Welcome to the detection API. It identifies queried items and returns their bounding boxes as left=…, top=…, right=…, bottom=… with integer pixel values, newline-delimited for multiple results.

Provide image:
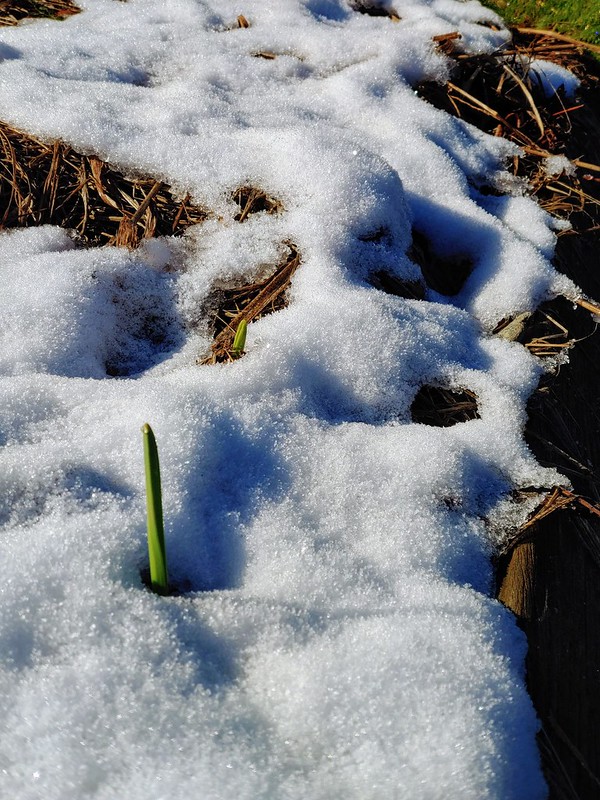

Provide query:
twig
left=515, top=26, right=600, bottom=56
left=502, top=63, right=545, bottom=138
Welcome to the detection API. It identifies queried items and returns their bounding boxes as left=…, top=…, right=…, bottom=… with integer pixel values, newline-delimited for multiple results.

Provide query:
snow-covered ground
left=0, top=1, right=581, bottom=797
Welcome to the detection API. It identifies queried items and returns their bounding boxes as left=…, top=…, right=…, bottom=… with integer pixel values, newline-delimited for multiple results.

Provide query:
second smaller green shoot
left=231, top=318, right=247, bottom=359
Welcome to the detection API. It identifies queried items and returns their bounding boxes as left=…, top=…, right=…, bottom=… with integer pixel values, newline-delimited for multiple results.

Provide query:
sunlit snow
left=0, top=0, right=578, bottom=797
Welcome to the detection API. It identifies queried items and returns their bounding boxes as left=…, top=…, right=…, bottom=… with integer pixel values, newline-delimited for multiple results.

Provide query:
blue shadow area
left=63, top=466, right=133, bottom=504
left=291, top=356, right=381, bottom=424
left=0, top=43, right=21, bottom=61
left=434, top=449, right=511, bottom=594
left=166, top=409, right=291, bottom=592
left=167, top=603, right=239, bottom=692
left=405, top=190, right=505, bottom=305
left=304, top=0, right=351, bottom=22
left=0, top=463, right=131, bottom=529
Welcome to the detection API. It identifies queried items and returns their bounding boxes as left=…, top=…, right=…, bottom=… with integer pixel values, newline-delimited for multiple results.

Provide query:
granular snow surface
left=0, top=1, right=580, bottom=797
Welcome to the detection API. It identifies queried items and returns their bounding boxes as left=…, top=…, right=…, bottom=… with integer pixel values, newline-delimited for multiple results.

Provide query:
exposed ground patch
left=494, top=296, right=594, bottom=358
left=486, top=33, right=600, bottom=800
left=232, top=186, right=283, bottom=222
left=411, top=385, right=480, bottom=426
left=200, top=243, right=301, bottom=365
left=0, top=114, right=291, bottom=369
left=0, top=0, right=79, bottom=25
left=416, top=31, right=600, bottom=792
left=418, top=29, right=600, bottom=227
left=349, top=1, right=400, bottom=22
left=408, top=228, right=474, bottom=296
left=0, top=121, right=208, bottom=248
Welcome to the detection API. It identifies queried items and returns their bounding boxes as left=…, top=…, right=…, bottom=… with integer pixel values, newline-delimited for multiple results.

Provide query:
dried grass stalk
left=233, top=186, right=283, bottom=222
left=505, top=487, right=600, bottom=553
left=432, top=31, right=462, bottom=55
left=515, top=26, right=600, bottom=56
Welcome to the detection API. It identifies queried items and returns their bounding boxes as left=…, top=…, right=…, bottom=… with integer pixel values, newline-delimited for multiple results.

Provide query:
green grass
left=481, top=0, right=600, bottom=44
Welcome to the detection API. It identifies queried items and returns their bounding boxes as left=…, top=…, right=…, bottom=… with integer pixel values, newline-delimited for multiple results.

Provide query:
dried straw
left=418, top=29, right=600, bottom=224
left=410, top=385, right=479, bottom=427
left=0, top=0, right=79, bottom=25
left=200, top=244, right=300, bottom=364
left=0, top=120, right=207, bottom=247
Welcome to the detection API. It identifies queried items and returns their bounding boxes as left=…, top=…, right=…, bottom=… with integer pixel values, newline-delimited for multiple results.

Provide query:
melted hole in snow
left=232, top=186, right=283, bottom=222
left=408, top=229, right=474, bottom=296
left=369, top=270, right=425, bottom=300
left=199, top=244, right=301, bottom=364
left=468, top=178, right=503, bottom=197
left=517, top=300, right=574, bottom=358
left=411, top=385, right=480, bottom=427
left=348, top=1, right=400, bottom=21
left=139, top=567, right=192, bottom=597
left=0, top=120, right=208, bottom=248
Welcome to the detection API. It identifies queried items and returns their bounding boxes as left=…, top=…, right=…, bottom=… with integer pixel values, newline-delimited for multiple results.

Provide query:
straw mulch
left=411, top=386, right=479, bottom=426
left=0, top=0, right=79, bottom=25
left=0, top=5, right=213, bottom=248
left=0, top=115, right=291, bottom=360
left=232, top=186, right=282, bottom=222
left=416, top=21, right=600, bottom=797
left=453, top=29, right=600, bottom=800
left=0, top=121, right=208, bottom=247
left=200, top=244, right=300, bottom=365
left=420, top=28, right=600, bottom=227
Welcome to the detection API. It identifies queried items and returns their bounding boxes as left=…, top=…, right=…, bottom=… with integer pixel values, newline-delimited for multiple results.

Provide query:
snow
left=0, top=0, right=582, bottom=796
left=528, top=57, right=580, bottom=98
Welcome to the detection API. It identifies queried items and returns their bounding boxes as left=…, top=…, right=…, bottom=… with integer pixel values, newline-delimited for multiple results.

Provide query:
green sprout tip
left=231, top=318, right=247, bottom=359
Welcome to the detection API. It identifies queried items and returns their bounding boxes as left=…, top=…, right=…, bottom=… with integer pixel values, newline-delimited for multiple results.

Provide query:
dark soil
left=496, top=45, right=600, bottom=800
